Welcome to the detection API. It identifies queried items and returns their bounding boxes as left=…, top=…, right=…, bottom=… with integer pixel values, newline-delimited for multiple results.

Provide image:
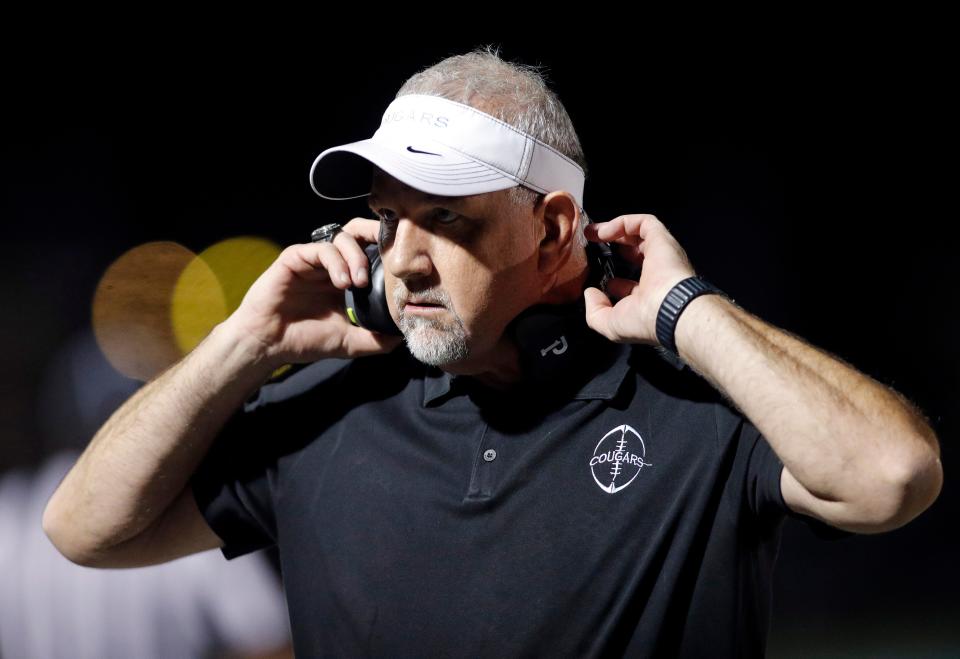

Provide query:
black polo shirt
left=190, top=313, right=849, bottom=658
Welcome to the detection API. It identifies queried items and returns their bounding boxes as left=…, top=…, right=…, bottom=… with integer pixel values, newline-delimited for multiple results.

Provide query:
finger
left=585, top=216, right=632, bottom=242
left=331, top=231, right=370, bottom=287
left=583, top=222, right=601, bottom=241
left=589, top=214, right=662, bottom=242
left=606, top=234, right=643, bottom=247
left=277, top=244, right=331, bottom=281
left=583, top=287, right=617, bottom=341
left=313, top=242, right=355, bottom=288
left=341, top=217, right=381, bottom=244
left=585, top=222, right=642, bottom=246
left=282, top=242, right=353, bottom=288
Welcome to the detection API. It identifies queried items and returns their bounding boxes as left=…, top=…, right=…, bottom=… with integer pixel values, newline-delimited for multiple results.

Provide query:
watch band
left=655, top=276, right=727, bottom=357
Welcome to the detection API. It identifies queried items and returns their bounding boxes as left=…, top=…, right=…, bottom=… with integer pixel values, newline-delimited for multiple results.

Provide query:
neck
left=440, top=263, right=591, bottom=391
left=467, top=337, right=525, bottom=390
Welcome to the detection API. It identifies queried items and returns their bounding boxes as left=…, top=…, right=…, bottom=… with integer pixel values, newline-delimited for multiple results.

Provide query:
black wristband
left=655, top=276, right=727, bottom=357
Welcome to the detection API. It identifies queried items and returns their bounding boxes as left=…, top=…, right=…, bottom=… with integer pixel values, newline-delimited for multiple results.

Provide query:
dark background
left=4, top=31, right=956, bottom=656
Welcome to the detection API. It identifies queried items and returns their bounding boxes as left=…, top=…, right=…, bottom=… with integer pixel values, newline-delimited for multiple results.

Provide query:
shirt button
left=483, top=449, right=497, bottom=462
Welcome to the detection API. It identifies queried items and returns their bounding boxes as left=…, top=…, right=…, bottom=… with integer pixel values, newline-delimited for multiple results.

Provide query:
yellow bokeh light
left=170, top=255, right=229, bottom=355
left=172, top=236, right=281, bottom=354
left=93, top=236, right=283, bottom=381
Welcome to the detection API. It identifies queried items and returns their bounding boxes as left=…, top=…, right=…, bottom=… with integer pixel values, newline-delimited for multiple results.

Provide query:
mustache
left=394, top=285, right=451, bottom=308
left=394, top=283, right=468, bottom=329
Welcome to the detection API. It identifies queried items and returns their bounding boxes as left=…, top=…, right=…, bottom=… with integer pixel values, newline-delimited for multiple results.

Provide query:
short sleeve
left=190, top=393, right=282, bottom=561
left=742, top=418, right=854, bottom=541
left=189, top=357, right=357, bottom=561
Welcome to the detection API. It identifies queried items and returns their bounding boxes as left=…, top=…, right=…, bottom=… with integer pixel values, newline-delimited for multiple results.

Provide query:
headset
left=333, top=217, right=631, bottom=339
left=343, top=242, right=403, bottom=336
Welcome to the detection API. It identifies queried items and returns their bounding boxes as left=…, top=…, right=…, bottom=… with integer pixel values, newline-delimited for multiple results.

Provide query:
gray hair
left=395, top=44, right=590, bottom=248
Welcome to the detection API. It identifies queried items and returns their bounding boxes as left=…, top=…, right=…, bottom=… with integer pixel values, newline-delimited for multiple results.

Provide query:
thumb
left=583, top=287, right=616, bottom=341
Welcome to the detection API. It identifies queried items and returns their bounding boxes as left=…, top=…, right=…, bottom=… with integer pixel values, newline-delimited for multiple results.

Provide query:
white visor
left=309, top=94, right=586, bottom=209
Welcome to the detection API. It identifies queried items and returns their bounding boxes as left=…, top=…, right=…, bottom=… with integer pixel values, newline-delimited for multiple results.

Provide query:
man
left=44, top=47, right=942, bottom=657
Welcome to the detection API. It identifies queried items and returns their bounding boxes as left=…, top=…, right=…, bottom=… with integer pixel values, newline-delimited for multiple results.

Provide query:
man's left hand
left=583, top=214, right=697, bottom=345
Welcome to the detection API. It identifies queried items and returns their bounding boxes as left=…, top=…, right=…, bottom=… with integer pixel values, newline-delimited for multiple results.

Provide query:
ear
left=537, top=191, right=580, bottom=279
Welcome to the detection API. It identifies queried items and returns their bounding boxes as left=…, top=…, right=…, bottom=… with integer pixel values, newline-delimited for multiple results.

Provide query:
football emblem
left=590, top=424, right=652, bottom=493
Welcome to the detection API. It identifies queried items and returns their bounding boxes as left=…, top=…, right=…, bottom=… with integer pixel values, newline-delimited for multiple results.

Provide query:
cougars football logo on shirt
left=590, top=424, right=652, bottom=493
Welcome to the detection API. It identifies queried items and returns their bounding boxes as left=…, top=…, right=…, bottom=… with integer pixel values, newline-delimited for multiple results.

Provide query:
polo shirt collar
left=420, top=321, right=635, bottom=407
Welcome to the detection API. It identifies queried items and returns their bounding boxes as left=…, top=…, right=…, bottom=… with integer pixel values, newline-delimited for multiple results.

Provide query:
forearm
left=43, top=318, right=276, bottom=560
left=673, top=294, right=940, bottom=507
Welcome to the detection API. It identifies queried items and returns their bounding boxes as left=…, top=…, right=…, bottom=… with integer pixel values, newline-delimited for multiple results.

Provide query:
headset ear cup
left=369, top=245, right=402, bottom=335
left=343, top=244, right=403, bottom=336
left=585, top=239, right=617, bottom=293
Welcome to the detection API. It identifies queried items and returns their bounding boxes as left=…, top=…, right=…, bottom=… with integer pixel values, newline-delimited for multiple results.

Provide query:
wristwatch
left=655, top=276, right=728, bottom=357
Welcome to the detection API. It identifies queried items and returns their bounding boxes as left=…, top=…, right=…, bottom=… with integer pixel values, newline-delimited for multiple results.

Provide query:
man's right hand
left=223, top=217, right=404, bottom=368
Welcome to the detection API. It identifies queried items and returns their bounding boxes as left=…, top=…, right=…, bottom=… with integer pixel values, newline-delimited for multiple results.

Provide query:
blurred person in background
left=0, top=328, right=294, bottom=659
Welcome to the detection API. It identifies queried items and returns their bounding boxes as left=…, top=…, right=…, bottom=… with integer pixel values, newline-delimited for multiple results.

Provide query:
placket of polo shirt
left=465, top=421, right=497, bottom=501
left=448, top=341, right=635, bottom=504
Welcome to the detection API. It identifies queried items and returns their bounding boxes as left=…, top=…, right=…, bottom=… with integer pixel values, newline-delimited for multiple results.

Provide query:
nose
left=381, top=217, right=434, bottom=281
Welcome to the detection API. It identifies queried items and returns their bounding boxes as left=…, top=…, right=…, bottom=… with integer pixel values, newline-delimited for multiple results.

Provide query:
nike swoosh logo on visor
left=407, top=146, right=442, bottom=156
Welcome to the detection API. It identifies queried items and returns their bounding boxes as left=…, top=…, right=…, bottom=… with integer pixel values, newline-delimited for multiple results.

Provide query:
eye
left=433, top=208, right=459, bottom=224
left=373, top=208, right=459, bottom=225
left=375, top=209, right=397, bottom=224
